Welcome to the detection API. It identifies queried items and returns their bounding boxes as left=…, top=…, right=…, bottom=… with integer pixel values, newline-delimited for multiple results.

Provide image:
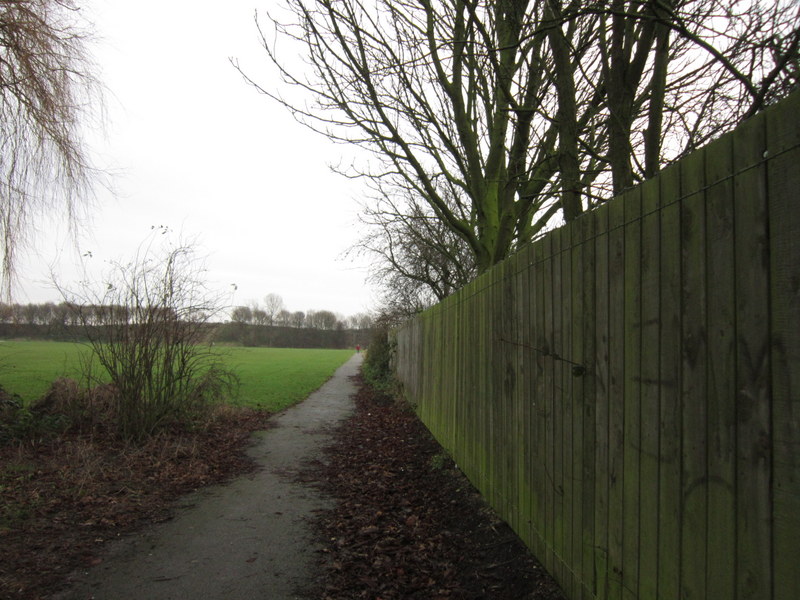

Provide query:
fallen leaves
left=306, top=375, right=566, bottom=600
left=0, top=406, right=273, bottom=599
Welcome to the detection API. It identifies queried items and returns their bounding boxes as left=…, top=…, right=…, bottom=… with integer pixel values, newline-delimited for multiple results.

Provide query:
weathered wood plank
left=658, top=161, right=683, bottom=600
left=506, top=252, right=526, bottom=532
left=489, top=263, right=502, bottom=509
left=766, top=89, right=800, bottom=600
left=638, top=176, right=661, bottom=599
left=517, top=245, right=536, bottom=553
left=581, top=208, right=598, bottom=599
left=569, top=218, right=586, bottom=599
left=703, top=129, right=737, bottom=599
left=680, top=145, right=709, bottom=600
left=501, top=258, right=517, bottom=525
left=733, top=111, right=773, bottom=600
left=454, top=285, right=465, bottom=468
left=467, top=278, right=482, bottom=486
left=543, top=231, right=557, bottom=574
left=607, top=194, right=626, bottom=599
left=560, top=223, right=577, bottom=595
left=533, top=237, right=549, bottom=563
left=551, top=226, right=567, bottom=589
left=513, top=249, right=531, bottom=547
left=594, top=202, right=611, bottom=600
left=622, top=187, right=642, bottom=600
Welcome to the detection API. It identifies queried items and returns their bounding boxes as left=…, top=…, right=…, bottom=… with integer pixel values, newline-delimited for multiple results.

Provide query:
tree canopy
left=0, top=0, right=101, bottom=294
left=244, top=0, right=799, bottom=308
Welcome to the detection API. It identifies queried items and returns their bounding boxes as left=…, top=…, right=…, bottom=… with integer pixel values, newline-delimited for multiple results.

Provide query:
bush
left=58, top=233, right=238, bottom=441
left=0, top=384, right=69, bottom=444
left=362, top=326, right=395, bottom=391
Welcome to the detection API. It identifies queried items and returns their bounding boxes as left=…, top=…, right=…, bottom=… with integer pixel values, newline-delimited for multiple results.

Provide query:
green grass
left=0, top=340, right=354, bottom=413
left=222, top=347, right=354, bottom=412
left=0, top=340, right=87, bottom=402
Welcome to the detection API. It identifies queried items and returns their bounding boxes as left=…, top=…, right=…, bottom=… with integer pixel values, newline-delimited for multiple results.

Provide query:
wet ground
left=54, top=354, right=362, bottom=600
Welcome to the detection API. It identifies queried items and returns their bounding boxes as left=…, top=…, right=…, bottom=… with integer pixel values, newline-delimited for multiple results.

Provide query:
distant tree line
left=0, top=299, right=374, bottom=350
left=222, top=294, right=374, bottom=348
left=228, top=293, right=374, bottom=331
left=0, top=302, right=84, bottom=327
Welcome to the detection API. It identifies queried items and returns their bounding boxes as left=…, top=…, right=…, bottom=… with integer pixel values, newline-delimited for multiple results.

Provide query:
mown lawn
left=223, top=347, right=354, bottom=412
left=0, top=340, right=86, bottom=402
left=0, top=340, right=353, bottom=412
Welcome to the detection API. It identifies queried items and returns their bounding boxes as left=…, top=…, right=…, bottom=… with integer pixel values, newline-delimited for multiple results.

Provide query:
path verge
left=305, top=374, right=566, bottom=599
left=55, top=353, right=362, bottom=600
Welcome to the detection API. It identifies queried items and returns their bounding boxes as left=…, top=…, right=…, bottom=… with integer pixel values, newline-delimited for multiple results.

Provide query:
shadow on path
left=56, top=353, right=363, bottom=600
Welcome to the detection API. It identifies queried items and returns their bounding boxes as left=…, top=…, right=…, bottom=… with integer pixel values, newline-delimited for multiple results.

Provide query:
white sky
left=18, top=0, right=377, bottom=318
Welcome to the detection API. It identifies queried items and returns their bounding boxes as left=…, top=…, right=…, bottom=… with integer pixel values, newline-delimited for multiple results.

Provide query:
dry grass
left=0, top=393, right=273, bottom=599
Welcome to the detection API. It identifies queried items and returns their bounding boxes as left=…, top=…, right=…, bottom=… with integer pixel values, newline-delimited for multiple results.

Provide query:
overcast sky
left=18, top=0, right=377, bottom=318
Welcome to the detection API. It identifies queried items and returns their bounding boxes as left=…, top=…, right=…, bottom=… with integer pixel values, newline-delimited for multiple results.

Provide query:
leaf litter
left=303, top=374, right=566, bottom=599
left=1, top=374, right=566, bottom=600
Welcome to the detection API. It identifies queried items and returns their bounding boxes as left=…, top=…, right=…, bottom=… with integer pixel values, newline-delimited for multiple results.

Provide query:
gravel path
left=56, top=353, right=362, bottom=600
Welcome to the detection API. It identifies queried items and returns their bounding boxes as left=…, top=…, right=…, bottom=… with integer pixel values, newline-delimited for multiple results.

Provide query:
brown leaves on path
left=306, top=375, right=566, bottom=599
left=0, top=407, right=273, bottom=600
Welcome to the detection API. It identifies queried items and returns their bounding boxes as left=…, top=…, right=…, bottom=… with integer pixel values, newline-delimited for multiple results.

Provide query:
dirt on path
left=54, top=353, right=362, bottom=600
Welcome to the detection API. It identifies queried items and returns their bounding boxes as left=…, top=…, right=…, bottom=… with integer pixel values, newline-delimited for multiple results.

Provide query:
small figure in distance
left=356, top=344, right=361, bottom=353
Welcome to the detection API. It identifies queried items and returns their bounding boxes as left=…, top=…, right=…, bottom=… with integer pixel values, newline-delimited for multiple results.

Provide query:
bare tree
left=275, top=309, right=292, bottom=326
left=252, top=307, right=269, bottom=326
left=290, top=310, right=305, bottom=328
left=0, top=0, right=102, bottom=293
left=59, top=234, right=236, bottom=440
left=230, top=305, right=253, bottom=324
left=347, top=312, right=374, bottom=330
left=242, top=0, right=799, bottom=279
left=263, top=293, right=285, bottom=325
left=352, top=187, right=477, bottom=307
left=307, top=309, right=339, bottom=330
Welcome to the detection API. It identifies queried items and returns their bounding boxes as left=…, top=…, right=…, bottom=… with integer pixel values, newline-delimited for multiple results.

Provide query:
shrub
left=0, top=384, right=69, bottom=444
left=362, top=326, right=395, bottom=391
left=58, top=232, right=238, bottom=440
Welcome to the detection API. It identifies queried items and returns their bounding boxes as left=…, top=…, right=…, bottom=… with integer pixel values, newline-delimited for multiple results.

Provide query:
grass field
left=0, top=340, right=354, bottom=413
left=222, top=347, right=354, bottom=411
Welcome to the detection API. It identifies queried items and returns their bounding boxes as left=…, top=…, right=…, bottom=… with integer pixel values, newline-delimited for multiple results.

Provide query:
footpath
left=55, top=353, right=362, bottom=600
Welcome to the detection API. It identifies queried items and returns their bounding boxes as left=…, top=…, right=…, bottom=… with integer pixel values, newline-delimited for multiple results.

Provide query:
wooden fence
left=394, top=90, right=799, bottom=600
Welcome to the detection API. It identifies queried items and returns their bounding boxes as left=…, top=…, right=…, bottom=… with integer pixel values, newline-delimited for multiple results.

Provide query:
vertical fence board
left=607, top=196, right=626, bottom=599
left=733, top=112, right=773, bottom=600
left=580, top=209, right=598, bottom=600
left=543, top=232, right=557, bottom=574
left=503, top=258, right=517, bottom=526
left=569, top=218, right=586, bottom=599
left=680, top=146, right=709, bottom=600
left=481, top=272, right=491, bottom=492
left=638, top=176, right=661, bottom=598
left=658, top=162, right=682, bottom=600
left=703, top=130, right=737, bottom=598
left=491, top=264, right=503, bottom=509
left=622, top=187, right=642, bottom=600
left=766, top=90, right=800, bottom=600
left=454, top=287, right=464, bottom=467
left=518, top=246, right=535, bottom=553
left=533, top=238, right=548, bottom=562
left=552, top=226, right=567, bottom=587
left=467, top=279, right=481, bottom=486
left=490, top=262, right=502, bottom=513
left=560, top=221, right=576, bottom=596
left=594, top=202, right=611, bottom=600
left=516, top=247, right=533, bottom=547
left=448, top=301, right=457, bottom=451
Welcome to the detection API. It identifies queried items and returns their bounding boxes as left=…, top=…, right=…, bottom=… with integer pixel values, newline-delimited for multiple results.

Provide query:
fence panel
left=767, top=91, right=800, bottom=600
left=394, top=90, right=800, bottom=600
